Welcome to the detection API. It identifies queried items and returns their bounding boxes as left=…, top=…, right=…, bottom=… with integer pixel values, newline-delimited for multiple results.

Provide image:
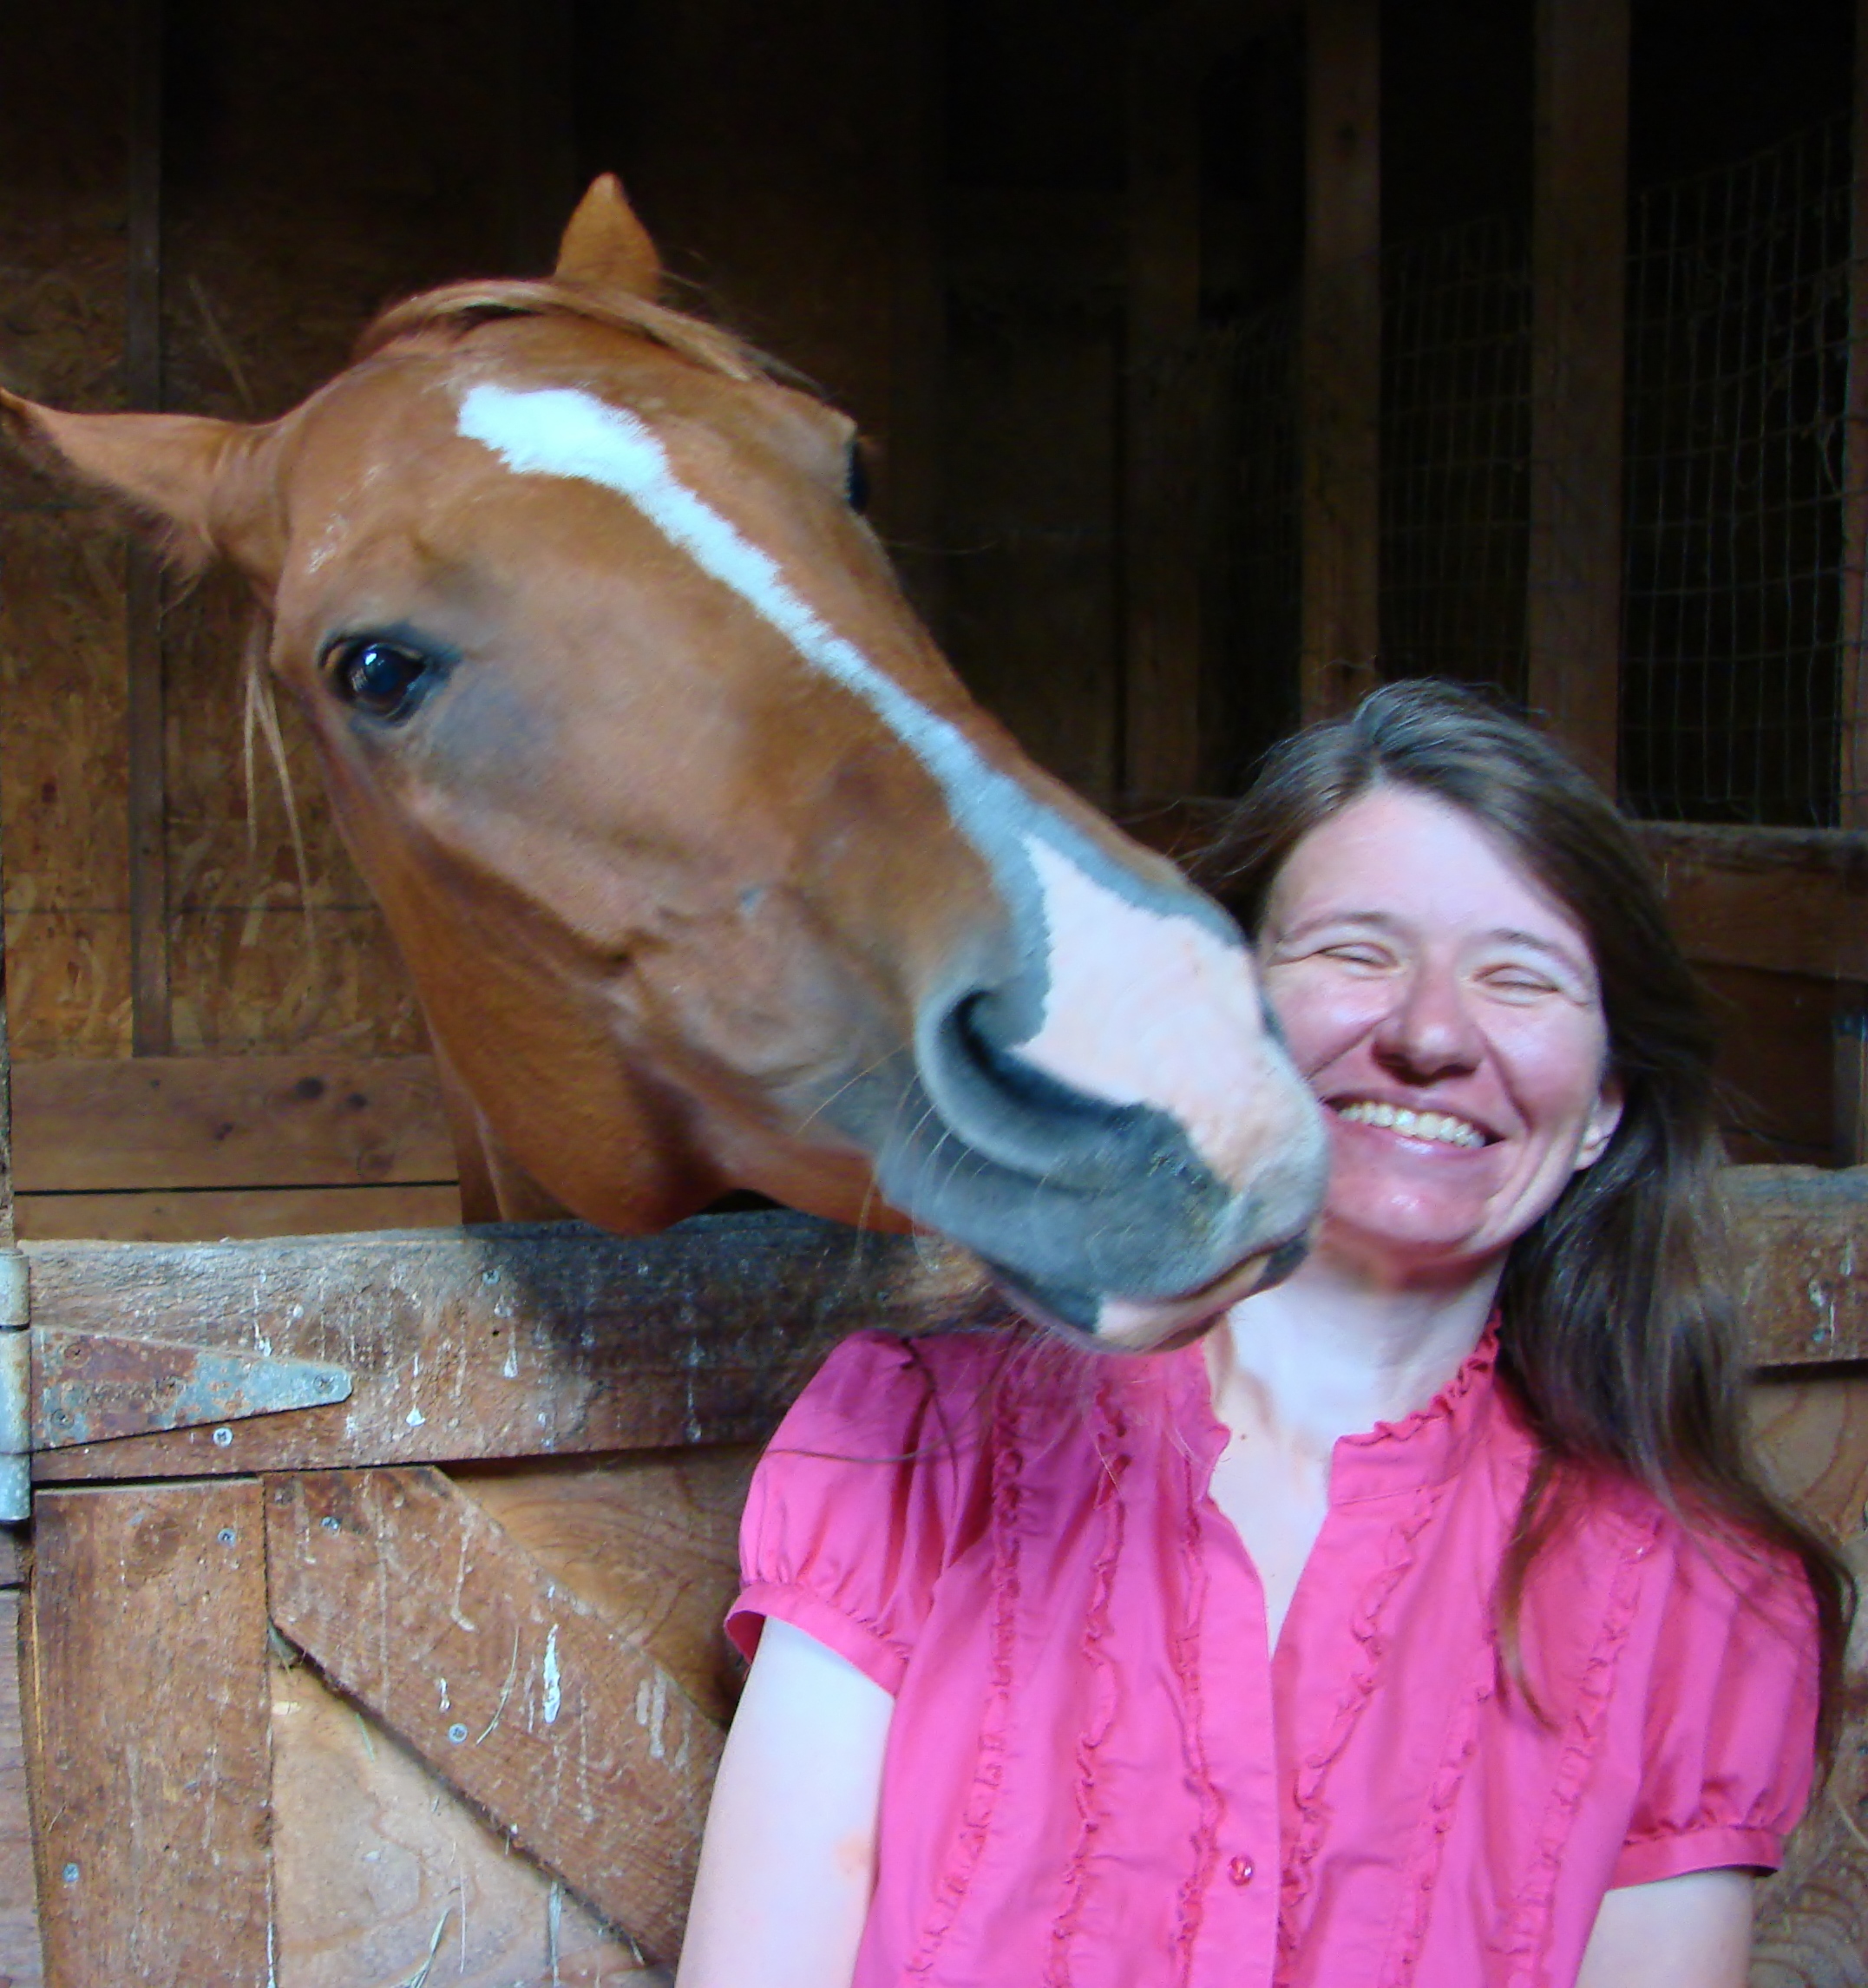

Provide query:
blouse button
left=1228, top=1854, right=1255, bottom=1886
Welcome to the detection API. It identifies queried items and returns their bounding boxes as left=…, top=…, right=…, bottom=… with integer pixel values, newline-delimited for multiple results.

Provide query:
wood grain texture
left=456, top=1448, right=759, bottom=1723
left=0, top=1597, right=43, bottom=1988
left=1727, top=1168, right=1868, bottom=1365
left=272, top=1648, right=652, bottom=1987
left=1749, top=1369, right=1868, bottom=1982
left=25, top=1211, right=985, bottom=1481
left=166, top=907, right=429, bottom=1059
left=1526, top=0, right=1628, bottom=790
left=26, top=1480, right=270, bottom=1988
left=0, top=505, right=133, bottom=1064
left=16, top=1183, right=460, bottom=1243
left=1637, top=823, right=1868, bottom=983
left=14, top=1171, right=1865, bottom=1482
left=13, top=1052, right=453, bottom=1193
left=267, top=1466, right=718, bottom=1964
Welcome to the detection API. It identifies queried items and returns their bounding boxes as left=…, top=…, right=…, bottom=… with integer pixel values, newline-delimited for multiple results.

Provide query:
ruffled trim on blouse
left=1046, top=1380, right=1130, bottom=1988
left=1379, top=1643, right=1499, bottom=1985
left=1493, top=1507, right=1662, bottom=1985
left=1278, top=1480, right=1450, bottom=1972
left=906, top=1366, right=1028, bottom=1978
left=1170, top=1408, right=1226, bottom=1982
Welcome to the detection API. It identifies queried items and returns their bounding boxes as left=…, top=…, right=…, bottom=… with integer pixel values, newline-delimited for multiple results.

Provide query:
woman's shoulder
left=781, top=1327, right=1012, bottom=1436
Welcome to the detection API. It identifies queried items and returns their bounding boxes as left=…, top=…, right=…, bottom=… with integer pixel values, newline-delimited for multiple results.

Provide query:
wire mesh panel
left=1380, top=216, right=1533, bottom=697
left=1622, top=120, right=1853, bottom=827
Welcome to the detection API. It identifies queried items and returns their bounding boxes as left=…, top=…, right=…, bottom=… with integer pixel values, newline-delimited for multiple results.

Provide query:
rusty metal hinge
left=34, top=1333, right=351, bottom=1451
left=0, top=1251, right=354, bottom=1519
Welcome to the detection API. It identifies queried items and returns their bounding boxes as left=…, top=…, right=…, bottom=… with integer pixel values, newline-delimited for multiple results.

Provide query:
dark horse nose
left=922, top=987, right=1210, bottom=1198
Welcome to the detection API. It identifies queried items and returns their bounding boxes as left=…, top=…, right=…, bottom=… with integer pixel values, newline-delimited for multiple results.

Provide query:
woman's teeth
left=1335, top=1100, right=1487, bottom=1149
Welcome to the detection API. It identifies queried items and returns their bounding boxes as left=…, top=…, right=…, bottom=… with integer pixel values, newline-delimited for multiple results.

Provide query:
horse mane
left=355, top=277, right=776, bottom=384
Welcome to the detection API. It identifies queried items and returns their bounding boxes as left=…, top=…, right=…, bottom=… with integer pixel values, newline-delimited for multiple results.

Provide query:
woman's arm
left=1576, top=1870, right=1754, bottom=1988
left=676, top=1618, right=895, bottom=1988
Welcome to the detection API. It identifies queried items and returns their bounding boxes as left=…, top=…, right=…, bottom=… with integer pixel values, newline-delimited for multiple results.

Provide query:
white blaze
left=1018, top=842, right=1282, bottom=1187
left=456, top=379, right=1266, bottom=1180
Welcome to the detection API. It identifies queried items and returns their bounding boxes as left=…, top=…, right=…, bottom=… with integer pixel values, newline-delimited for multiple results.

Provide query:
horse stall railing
left=0, top=1157, right=1857, bottom=1982
left=9, top=1052, right=460, bottom=1243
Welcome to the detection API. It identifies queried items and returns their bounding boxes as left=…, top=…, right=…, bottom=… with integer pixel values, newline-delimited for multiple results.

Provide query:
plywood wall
left=0, top=0, right=951, bottom=1075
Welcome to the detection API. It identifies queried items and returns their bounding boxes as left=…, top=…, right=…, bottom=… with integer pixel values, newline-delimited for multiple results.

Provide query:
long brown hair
left=1201, top=679, right=1852, bottom=1751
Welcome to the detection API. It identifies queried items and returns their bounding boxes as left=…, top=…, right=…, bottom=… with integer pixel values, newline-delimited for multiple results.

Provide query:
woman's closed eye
left=1320, top=942, right=1397, bottom=974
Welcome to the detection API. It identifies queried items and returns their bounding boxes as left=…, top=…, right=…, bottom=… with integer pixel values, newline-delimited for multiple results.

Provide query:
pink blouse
left=728, top=1328, right=1817, bottom=1988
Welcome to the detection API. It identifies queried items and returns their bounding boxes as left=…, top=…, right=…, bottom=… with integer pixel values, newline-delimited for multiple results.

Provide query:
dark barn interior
left=2, top=2, right=1867, bottom=1981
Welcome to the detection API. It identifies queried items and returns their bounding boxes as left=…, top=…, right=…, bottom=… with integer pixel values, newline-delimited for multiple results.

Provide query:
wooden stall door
left=10, top=1215, right=981, bottom=1988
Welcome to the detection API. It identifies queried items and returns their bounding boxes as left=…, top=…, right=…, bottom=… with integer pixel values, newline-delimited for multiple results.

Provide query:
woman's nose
left=1371, top=964, right=1483, bottom=1082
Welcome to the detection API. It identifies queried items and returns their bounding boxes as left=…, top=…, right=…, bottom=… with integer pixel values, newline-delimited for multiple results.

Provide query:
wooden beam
left=16, top=1182, right=460, bottom=1244
left=1300, top=0, right=1381, bottom=723
left=14, top=1171, right=1868, bottom=1486
left=12, top=1052, right=454, bottom=1194
left=1123, top=19, right=1206, bottom=792
left=27, top=1480, right=271, bottom=1985
left=1122, top=802, right=1868, bottom=984
left=1727, top=1165, right=1868, bottom=1364
left=267, top=1466, right=718, bottom=1964
left=25, top=1211, right=982, bottom=1481
left=1632, top=823, right=1868, bottom=981
left=1843, top=0, right=1868, bottom=829
left=1526, top=0, right=1629, bottom=792
left=126, top=0, right=169, bottom=1055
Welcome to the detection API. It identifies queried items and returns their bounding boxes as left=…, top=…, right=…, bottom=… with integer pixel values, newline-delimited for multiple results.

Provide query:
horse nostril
left=947, top=993, right=1118, bottom=1129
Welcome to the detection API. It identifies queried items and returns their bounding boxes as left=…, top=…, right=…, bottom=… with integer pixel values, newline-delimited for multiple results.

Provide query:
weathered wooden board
left=1727, top=1168, right=1868, bottom=1366
left=268, top=1466, right=718, bottom=1964
left=457, top=1448, right=758, bottom=1724
left=26, top=1480, right=270, bottom=1988
left=13, top=1052, right=452, bottom=1193
left=1749, top=1371, right=1868, bottom=1981
left=16, top=1182, right=460, bottom=1244
left=16, top=1174, right=1867, bottom=1482
left=1638, top=824, right=1868, bottom=985
left=0, top=1596, right=42, bottom=1988
left=271, top=1646, right=652, bottom=1987
left=25, top=1211, right=983, bottom=1481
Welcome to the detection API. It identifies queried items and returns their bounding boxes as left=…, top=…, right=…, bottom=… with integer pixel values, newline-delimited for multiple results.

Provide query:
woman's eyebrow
left=1269, top=909, right=1401, bottom=940
left=1485, top=928, right=1593, bottom=976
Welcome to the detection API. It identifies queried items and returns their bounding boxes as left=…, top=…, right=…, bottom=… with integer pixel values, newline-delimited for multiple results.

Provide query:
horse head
left=0, top=177, right=1325, bottom=1348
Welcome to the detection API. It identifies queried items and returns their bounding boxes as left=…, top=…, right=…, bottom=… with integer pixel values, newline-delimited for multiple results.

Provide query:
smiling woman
left=678, top=681, right=1850, bottom=1988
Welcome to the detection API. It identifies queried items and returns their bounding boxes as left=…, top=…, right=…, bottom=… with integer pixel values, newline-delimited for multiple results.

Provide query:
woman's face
left=1258, top=785, right=1622, bottom=1284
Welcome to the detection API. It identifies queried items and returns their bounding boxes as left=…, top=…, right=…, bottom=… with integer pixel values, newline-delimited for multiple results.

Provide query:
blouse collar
left=1164, top=1315, right=1504, bottom=1507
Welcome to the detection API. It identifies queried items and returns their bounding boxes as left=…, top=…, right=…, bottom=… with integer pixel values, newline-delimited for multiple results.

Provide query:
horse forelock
left=354, top=278, right=775, bottom=387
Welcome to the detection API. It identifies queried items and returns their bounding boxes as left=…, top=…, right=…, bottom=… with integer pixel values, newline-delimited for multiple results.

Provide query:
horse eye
left=844, top=441, right=870, bottom=515
left=323, top=638, right=434, bottom=722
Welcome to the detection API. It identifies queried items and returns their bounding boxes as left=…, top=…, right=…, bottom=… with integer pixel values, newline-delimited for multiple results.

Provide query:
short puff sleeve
left=1612, top=1529, right=1821, bottom=1886
left=727, top=1329, right=993, bottom=1695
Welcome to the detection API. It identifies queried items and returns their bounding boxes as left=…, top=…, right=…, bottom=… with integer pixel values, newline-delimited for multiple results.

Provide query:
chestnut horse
left=0, top=179, right=1323, bottom=1346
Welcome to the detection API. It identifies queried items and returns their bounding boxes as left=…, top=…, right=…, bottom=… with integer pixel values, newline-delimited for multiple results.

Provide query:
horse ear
left=554, top=174, right=663, bottom=302
left=0, top=387, right=281, bottom=579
